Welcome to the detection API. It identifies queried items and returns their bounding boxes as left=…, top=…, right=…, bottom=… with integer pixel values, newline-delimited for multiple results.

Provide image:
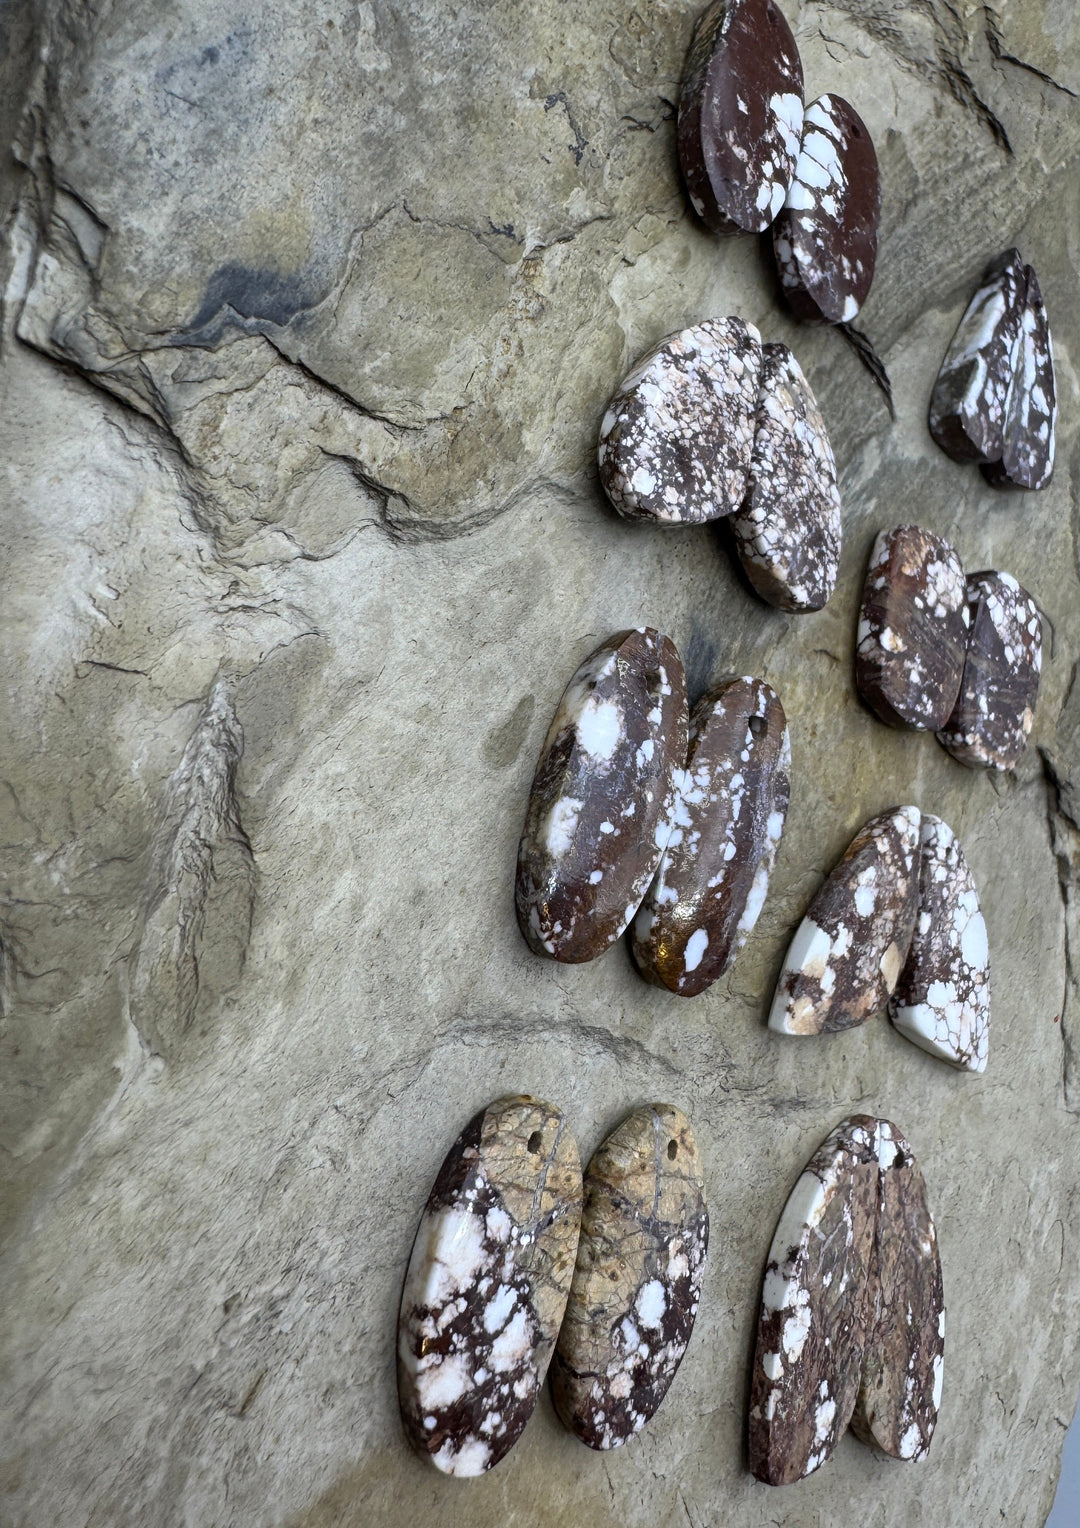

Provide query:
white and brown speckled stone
left=855, top=526, right=969, bottom=731
left=731, top=343, right=841, bottom=612
left=937, top=572, right=1042, bottom=771
left=769, top=806, right=921, bottom=1035
left=598, top=319, right=762, bottom=526
left=890, top=815, right=989, bottom=1072
left=632, top=677, right=789, bottom=996
left=397, top=1096, right=582, bottom=1476
left=772, top=94, right=880, bottom=325
left=929, top=248, right=1026, bottom=464
left=551, top=1105, right=708, bottom=1450
left=516, top=629, right=688, bottom=962
left=851, top=1122, right=945, bottom=1462
left=748, top=1115, right=879, bottom=1485
left=983, top=265, right=1056, bottom=492
left=677, top=0, right=804, bottom=237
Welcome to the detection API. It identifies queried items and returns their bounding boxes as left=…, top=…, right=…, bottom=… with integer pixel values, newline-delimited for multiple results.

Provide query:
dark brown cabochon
left=769, top=806, right=920, bottom=1034
left=855, top=525, right=969, bottom=731
left=929, top=248, right=1026, bottom=463
left=632, top=677, right=789, bottom=995
left=937, top=572, right=1042, bottom=770
left=551, top=1105, right=708, bottom=1449
left=773, top=94, right=880, bottom=325
left=677, top=0, right=804, bottom=236
left=516, top=629, right=688, bottom=962
left=598, top=317, right=763, bottom=525
left=851, top=1122, right=945, bottom=1461
left=983, top=264, right=1057, bottom=491
left=748, top=1116, right=878, bottom=1485
left=731, top=342, right=842, bottom=612
left=397, top=1097, right=582, bottom=1476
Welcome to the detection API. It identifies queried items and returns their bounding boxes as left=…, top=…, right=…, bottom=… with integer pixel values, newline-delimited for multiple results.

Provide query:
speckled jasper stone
left=937, top=572, right=1042, bottom=771
left=983, top=264, right=1056, bottom=491
left=632, top=677, right=789, bottom=996
left=677, top=0, right=804, bottom=236
left=890, top=815, right=989, bottom=1071
left=929, top=248, right=1026, bottom=464
left=397, top=1096, right=582, bottom=1476
left=516, top=629, right=688, bottom=962
left=598, top=318, right=762, bottom=525
left=731, top=342, right=841, bottom=612
left=855, top=525, right=969, bottom=731
left=769, top=806, right=920, bottom=1035
left=773, top=94, right=880, bottom=325
left=551, top=1106, right=708, bottom=1449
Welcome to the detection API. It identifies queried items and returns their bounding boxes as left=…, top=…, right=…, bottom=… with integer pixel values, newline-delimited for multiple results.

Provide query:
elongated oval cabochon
left=937, top=572, right=1042, bottom=771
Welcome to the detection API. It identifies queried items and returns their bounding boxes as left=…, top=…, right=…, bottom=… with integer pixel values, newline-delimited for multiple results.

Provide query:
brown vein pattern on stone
left=851, top=1122, right=945, bottom=1461
left=748, top=1116, right=879, bottom=1485
left=677, top=0, right=804, bottom=236
left=983, top=264, right=1056, bottom=491
left=855, top=526, right=969, bottom=731
left=516, top=629, right=688, bottom=962
left=772, top=94, right=880, bottom=325
left=769, top=806, right=920, bottom=1035
left=890, top=815, right=990, bottom=1072
left=551, top=1105, right=708, bottom=1449
left=397, top=1096, right=582, bottom=1476
left=731, top=342, right=841, bottom=612
left=598, top=318, right=762, bottom=525
left=929, top=248, right=1026, bottom=464
left=937, top=572, right=1042, bottom=771
left=632, top=677, right=789, bottom=995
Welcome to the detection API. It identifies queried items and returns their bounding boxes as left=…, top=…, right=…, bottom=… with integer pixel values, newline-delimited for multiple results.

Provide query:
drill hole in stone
left=645, top=669, right=663, bottom=700
left=667, top=1139, right=678, bottom=1160
left=749, top=713, right=767, bottom=738
left=527, top=1130, right=543, bottom=1154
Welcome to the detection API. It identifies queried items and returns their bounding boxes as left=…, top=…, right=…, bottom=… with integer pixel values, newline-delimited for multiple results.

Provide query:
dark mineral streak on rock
left=397, top=1096, right=582, bottom=1476
left=937, top=572, right=1042, bottom=771
left=677, top=0, right=804, bottom=236
left=598, top=318, right=762, bottom=526
left=855, top=526, right=969, bottom=731
left=516, top=630, right=688, bottom=962
left=851, top=1122, right=945, bottom=1460
left=769, top=806, right=920, bottom=1035
left=773, top=94, right=880, bottom=325
left=929, top=249, right=1026, bottom=464
left=748, top=1116, right=879, bottom=1485
left=731, top=343, right=841, bottom=612
left=551, top=1105, right=708, bottom=1449
left=632, top=677, right=789, bottom=995
left=983, top=264, right=1056, bottom=491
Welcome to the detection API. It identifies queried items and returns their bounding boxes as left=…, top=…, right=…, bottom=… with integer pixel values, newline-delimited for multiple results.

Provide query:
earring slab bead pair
left=397, top=1098, right=707, bottom=1475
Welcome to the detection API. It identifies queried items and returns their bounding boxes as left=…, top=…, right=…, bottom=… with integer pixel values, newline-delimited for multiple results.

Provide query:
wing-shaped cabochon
left=937, top=572, right=1041, bottom=771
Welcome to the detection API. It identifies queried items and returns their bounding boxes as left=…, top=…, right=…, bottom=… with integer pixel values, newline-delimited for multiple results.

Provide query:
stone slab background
left=1, top=1, right=1079, bottom=1524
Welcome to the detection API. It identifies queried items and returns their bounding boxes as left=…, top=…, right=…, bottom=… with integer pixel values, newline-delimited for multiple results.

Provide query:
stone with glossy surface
left=516, top=629, right=688, bottom=962
left=937, top=572, right=1042, bottom=771
left=929, top=248, right=1026, bottom=464
left=983, top=265, right=1056, bottom=491
left=632, top=678, right=789, bottom=995
left=598, top=318, right=762, bottom=526
left=397, top=1096, right=582, bottom=1476
left=773, top=94, right=880, bottom=325
left=855, top=526, right=969, bottom=731
left=731, top=343, right=841, bottom=612
left=551, top=1105, right=708, bottom=1449
left=677, top=0, right=804, bottom=237
left=890, top=815, right=990, bottom=1071
left=769, top=806, right=921, bottom=1035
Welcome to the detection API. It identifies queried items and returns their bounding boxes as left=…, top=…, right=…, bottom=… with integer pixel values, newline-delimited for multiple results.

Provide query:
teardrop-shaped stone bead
left=982, top=264, right=1056, bottom=491
left=936, top=571, right=1042, bottom=771
left=929, top=248, right=1026, bottom=464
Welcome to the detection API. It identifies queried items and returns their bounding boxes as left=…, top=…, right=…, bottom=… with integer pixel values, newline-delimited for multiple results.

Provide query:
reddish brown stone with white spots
left=983, top=264, right=1056, bottom=491
left=929, top=248, right=1026, bottom=464
left=936, top=572, right=1042, bottom=771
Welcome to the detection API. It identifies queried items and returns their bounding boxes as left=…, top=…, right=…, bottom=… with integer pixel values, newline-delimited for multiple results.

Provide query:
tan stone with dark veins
left=551, top=1105, right=708, bottom=1449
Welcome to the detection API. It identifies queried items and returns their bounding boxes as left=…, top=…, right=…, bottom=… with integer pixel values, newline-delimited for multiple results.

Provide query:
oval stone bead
left=983, top=264, right=1056, bottom=491
left=889, top=814, right=989, bottom=1071
left=769, top=805, right=920, bottom=1035
left=397, top=1096, right=582, bottom=1477
left=773, top=94, right=880, bottom=325
left=632, top=677, right=789, bottom=996
left=929, top=248, right=1026, bottom=464
left=731, top=342, right=841, bottom=612
left=677, top=0, right=804, bottom=236
left=936, top=571, right=1042, bottom=771
left=597, top=318, right=762, bottom=526
left=550, top=1105, right=708, bottom=1449
left=748, top=1115, right=879, bottom=1485
left=855, top=525, right=969, bottom=731
left=851, top=1122, right=945, bottom=1461
left=516, top=629, right=688, bottom=962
